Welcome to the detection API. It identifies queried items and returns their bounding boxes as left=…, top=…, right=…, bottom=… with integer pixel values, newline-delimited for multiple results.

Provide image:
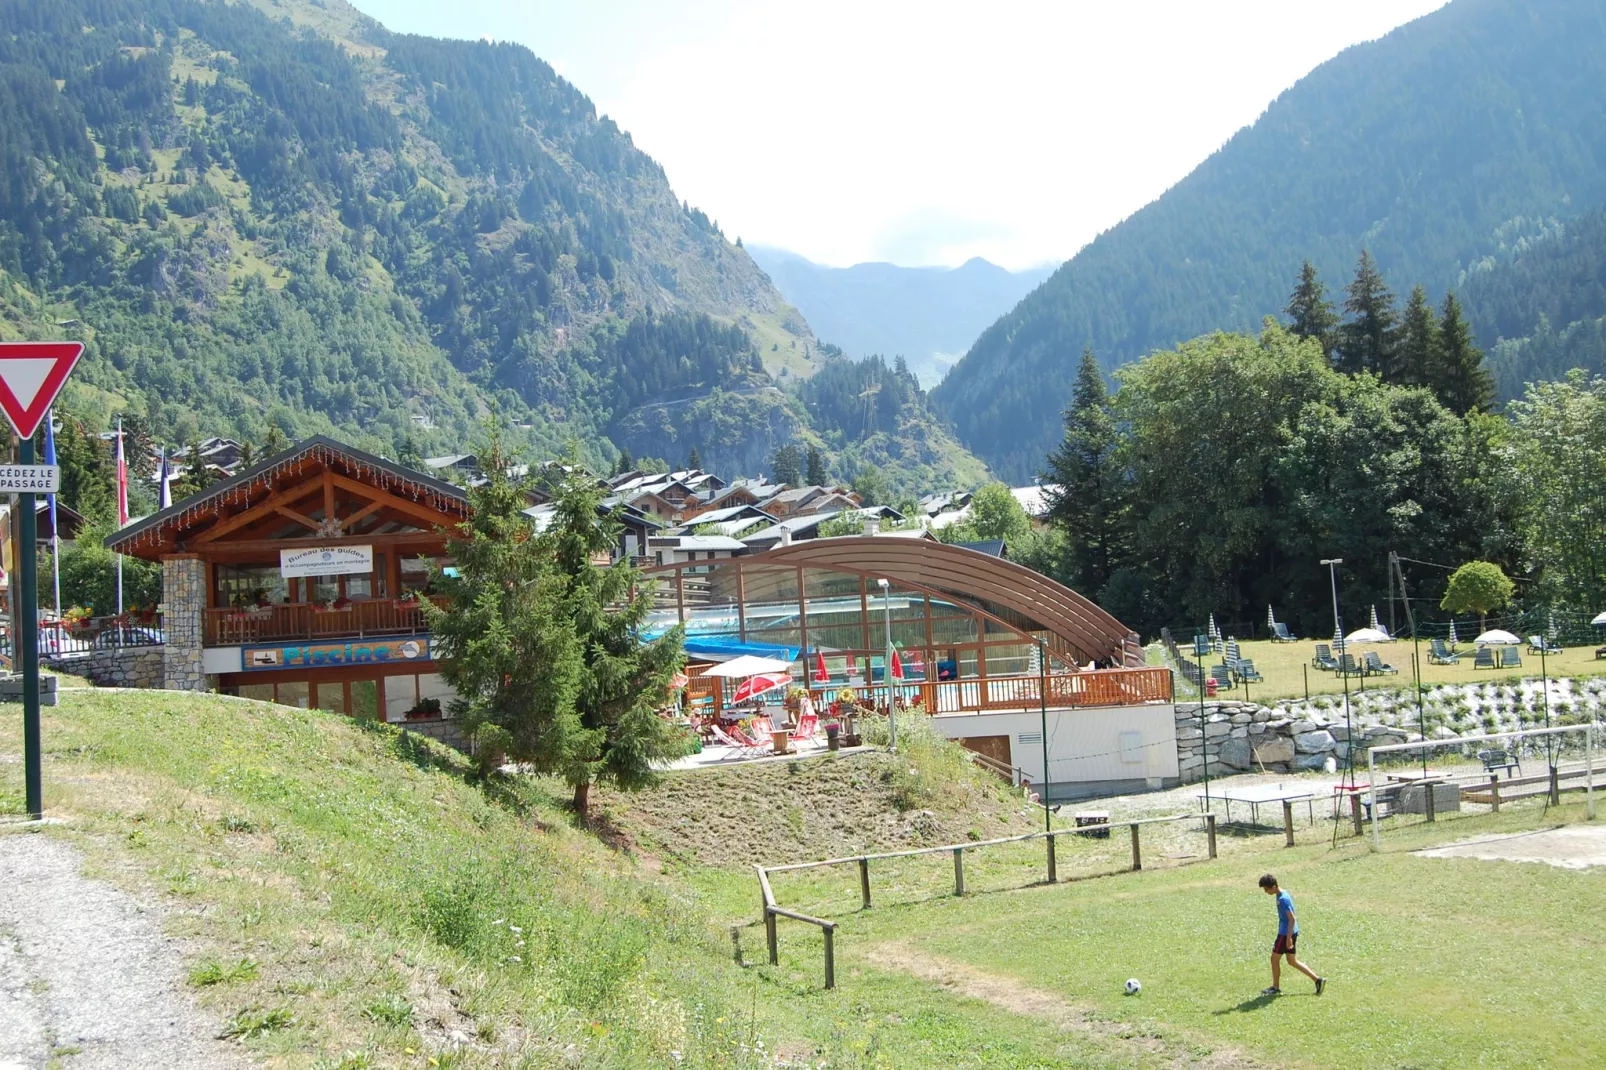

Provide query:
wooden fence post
left=859, top=858, right=871, bottom=909
left=1490, top=775, right=1501, bottom=813
left=953, top=847, right=965, bottom=896
left=823, top=925, right=836, bottom=990
left=1349, top=792, right=1363, bottom=836
left=1047, top=832, right=1058, bottom=883
left=766, top=909, right=778, bottom=966
left=1424, top=780, right=1436, bottom=823
left=1550, top=766, right=1561, bottom=806
left=1206, top=813, right=1217, bottom=859
left=1129, top=823, right=1142, bottom=871
left=1283, top=800, right=1295, bottom=847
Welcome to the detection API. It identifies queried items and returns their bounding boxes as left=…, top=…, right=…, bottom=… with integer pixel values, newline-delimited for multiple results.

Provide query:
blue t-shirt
left=1276, top=890, right=1298, bottom=935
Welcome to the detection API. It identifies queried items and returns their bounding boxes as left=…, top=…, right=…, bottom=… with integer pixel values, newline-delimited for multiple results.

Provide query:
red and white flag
left=115, top=421, right=128, bottom=527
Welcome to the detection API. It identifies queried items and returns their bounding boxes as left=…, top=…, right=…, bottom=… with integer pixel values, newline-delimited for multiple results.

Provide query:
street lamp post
left=1037, top=638, right=1051, bottom=831
left=878, top=578, right=896, bottom=753
left=1321, top=558, right=1356, bottom=788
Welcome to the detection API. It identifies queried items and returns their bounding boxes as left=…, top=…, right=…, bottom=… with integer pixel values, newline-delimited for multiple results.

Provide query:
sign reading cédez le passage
left=280, top=544, right=373, bottom=578
left=244, top=635, right=429, bottom=671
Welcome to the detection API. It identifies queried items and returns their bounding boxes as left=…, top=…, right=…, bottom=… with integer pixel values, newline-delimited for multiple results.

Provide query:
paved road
left=0, top=833, right=254, bottom=1069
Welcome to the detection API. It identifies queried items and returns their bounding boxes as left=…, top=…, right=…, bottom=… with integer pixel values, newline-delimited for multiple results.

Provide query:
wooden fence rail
left=755, top=812, right=1217, bottom=989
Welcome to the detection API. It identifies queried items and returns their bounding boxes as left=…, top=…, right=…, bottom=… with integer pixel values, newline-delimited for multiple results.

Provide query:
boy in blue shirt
left=1259, top=873, right=1325, bottom=996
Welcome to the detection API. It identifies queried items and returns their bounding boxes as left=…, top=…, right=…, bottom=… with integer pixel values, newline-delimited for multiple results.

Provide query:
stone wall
left=162, top=555, right=208, bottom=692
left=400, top=716, right=465, bottom=752
left=44, top=648, right=163, bottom=689
left=1174, top=700, right=1411, bottom=781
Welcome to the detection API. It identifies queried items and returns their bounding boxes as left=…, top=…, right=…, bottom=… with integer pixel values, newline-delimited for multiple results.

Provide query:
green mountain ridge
left=934, top=0, right=1606, bottom=481
left=1, top=0, right=896, bottom=481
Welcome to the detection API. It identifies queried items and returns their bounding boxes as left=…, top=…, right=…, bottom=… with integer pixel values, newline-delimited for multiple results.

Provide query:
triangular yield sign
left=0, top=342, right=84, bottom=439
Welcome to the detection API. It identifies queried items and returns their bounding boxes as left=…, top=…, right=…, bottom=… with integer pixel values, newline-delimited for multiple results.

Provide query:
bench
left=1074, top=811, right=1111, bottom=839
left=1478, top=749, right=1521, bottom=778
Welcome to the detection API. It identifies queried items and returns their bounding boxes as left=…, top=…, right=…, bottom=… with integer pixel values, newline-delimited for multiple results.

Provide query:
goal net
left=1361, top=723, right=1598, bottom=849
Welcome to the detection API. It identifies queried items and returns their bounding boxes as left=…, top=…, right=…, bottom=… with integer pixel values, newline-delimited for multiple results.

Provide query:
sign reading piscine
left=244, top=635, right=429, bottom=671
left=280, top=544, right=373, bottom=578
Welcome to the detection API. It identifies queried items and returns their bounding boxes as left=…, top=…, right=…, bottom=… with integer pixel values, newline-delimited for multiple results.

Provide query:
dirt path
left=0, top=833, right=255, bottom=1070
left=1415, top=823, right=1606, bottom=868
left=866, top=942, right=1264, bottom=1069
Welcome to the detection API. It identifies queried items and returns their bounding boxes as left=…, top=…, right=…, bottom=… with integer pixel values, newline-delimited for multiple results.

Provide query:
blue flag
left=43, top=406, right=58, bottom=531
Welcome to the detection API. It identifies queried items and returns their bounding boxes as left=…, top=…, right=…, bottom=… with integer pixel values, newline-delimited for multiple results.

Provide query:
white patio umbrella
left=1592, top=611, right=1606, bottom=627
left=1345, top=627, right=1391, bottom=644
left=1448, top=620, right=1459, bottom=645
left=1474, top=629, right=1520, bottom=646
left=702, top=654, right=794, bottom=678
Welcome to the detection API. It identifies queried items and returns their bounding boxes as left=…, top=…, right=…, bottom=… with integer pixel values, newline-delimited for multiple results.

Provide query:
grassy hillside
left=934, top=0, right=1606, bottom=479
left=5, top=689, right=1603, bottom=1067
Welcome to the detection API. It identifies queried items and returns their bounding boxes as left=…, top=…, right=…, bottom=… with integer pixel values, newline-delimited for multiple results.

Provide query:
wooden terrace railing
left=816, top=665, right=1173, bottom=715
left=205, top=597, right=445, bottom=646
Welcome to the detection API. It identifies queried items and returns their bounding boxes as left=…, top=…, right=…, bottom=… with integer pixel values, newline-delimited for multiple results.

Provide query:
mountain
left=0, top=0, right=832, bottom=478
left=747, top=246, right=1053, bottom=387
left=933, top=0, right=1606, bottom=481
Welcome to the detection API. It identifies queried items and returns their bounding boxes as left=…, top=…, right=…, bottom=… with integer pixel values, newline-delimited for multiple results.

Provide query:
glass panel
left=418, top=674, right=453, bottom=717
left=350, top=680, right=379, bottom=720
left=315, top=681, right=348, bottom=714
left=807, top=623, right=864, bottom=653
left=930, top=616, right=979, bottom=645
left=215, top=565, right=289, bottom=608
left=984, top=642, right=1034, bottom=677
left=237, top=683, right=274, bottom=703
left=277, top=680, right=310, bottom=708
left=346, top=574, right=374, bottom=601
left=384, top=675, right=417, bottom=721
left=311, top=576, right=340, bottom=604
left=374, top=555, right=387, bottom=598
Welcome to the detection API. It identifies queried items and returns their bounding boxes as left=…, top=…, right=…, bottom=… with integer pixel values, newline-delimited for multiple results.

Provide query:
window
left=215, top=565, right=288, bottom=608
left=278, top=681, right=310, bottom=709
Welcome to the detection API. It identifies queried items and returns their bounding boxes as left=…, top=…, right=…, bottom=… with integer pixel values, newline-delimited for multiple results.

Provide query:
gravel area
left=0, top=833, right=255, bottom=1070
left=1414, top=824, right=1606, bottom=869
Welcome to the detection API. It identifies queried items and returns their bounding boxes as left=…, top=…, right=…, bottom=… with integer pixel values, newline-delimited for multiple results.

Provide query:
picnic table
left=1198, top=783, right=1317, bottom=827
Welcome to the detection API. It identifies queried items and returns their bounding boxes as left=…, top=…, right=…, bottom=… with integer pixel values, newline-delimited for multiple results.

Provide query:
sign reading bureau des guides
left=280, top=544, right=374, bottom=578
left=244, top=635, right=430, bottom=671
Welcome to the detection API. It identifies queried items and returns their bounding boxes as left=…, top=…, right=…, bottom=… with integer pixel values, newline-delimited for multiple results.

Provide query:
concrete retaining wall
left=1174, top=701, right=1410, bottom=782
left=400, top=716, right=465, bottom=752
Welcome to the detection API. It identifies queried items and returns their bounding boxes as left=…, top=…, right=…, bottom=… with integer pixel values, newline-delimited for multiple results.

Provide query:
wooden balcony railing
left=811, top=666, right=1173, bottom=715
left=205, top=598, right=444, bottom=647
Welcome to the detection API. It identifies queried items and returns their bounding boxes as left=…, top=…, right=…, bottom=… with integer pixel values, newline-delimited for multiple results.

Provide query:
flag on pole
left=114, top=421, right=128, bottom=526
left=44, top=407, right=60, bottom=617
left=813, top=648, right=829, bottom=683
left=890, top=648, right=904, bottom=680
left=158, top=446, right=171, bottom=509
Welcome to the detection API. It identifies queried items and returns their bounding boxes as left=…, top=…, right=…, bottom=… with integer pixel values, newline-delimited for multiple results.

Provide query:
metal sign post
left=0, top=341, right=85, bottom=821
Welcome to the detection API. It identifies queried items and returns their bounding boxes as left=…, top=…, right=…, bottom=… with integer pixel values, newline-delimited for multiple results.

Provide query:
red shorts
left=1273, top=933, right=1298, bottom=955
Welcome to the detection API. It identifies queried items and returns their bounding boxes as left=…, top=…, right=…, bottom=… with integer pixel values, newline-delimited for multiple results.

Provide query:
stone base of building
left=1174, top=701, right=1411, bottom=782
left=44, top=648, right=165, bottom=690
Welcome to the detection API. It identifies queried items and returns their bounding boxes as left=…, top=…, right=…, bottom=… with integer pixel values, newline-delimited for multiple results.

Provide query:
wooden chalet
left=108, top=437, right=467, bottom=728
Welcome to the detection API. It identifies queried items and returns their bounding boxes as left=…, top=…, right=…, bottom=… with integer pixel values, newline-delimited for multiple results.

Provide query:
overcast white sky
left=350, top=0, right=1446, bottom=270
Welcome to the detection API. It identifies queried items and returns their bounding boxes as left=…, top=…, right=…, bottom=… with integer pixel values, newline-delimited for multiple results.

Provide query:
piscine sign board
left=280, top=544, right=373, bottom=578
left=243, top=635, right=430, bottom=671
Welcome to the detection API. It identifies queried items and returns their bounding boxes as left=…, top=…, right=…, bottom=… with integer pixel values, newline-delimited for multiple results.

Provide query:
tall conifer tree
left=1396, top=284, right=1442, bottom=388
left=1436, top=292, right=1494, bottom=414
left=1042, top=348, right=1128, bottom=596
left=805, top=445, right=827, bottom=486
left=1340, top=250, right=1399, bottom=376
left=772, top=444, right=802, bottom=486
left=1285, top=260, right=1339, bottom=363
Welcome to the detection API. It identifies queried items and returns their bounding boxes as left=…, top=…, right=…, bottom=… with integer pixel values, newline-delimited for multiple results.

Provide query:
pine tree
left=772, top=444, right=802, bottom=486
left=545, top=465, right=686, bottom=820
left=1436, top=292, right=1494, bottom=414
left=851, top=465, right=888, bottom=506
left=397, top=433, right=424, bottom=471
left=1339, top=250, right=1399, bottom=376
left=1396, top=284, right=1442, bottom=388
left=237, top=441, right=255, bottom=471
left=612, top=448, right=634, bottom=477
left=261, top=426, right=288, bottom=457
left=1042, top=348, right=1128, bottom=596
left=805, top=445, right=827, bottom=486
left=1284, top=260, right=1339, bottom=363
left=686, top=445, right=702, bottom=471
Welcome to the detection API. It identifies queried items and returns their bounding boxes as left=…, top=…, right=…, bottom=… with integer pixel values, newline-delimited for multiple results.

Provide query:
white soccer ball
left=1125, top=978, right=1142, bottom=995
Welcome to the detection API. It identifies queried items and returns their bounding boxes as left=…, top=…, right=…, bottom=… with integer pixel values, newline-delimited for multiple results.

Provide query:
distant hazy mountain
left=747, top=247, right=1054, bottom=387
left=934, top=0, right=1606, bottom=481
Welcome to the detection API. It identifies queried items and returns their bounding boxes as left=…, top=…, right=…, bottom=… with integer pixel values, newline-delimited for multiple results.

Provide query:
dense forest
left=1035, top=257, right=1604, bottom=639
left=0, top=0, right=844, bottom=476
left=935, top=0, right=1606, bottom=480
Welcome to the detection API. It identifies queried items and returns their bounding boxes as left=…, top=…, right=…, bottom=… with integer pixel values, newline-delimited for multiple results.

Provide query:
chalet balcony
left=205, top=597, right=445, bottom=647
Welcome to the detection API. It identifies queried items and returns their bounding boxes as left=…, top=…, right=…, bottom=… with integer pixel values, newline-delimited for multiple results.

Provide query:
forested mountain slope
left=0, top=0, right=822, bottom=473
left=934, top=0, right=1606, bottom=480
left=747, top=246, right=1052, bottom=387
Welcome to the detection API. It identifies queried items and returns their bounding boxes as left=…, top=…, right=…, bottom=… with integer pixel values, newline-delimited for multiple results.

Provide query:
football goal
left=1364, top=723, right=1598, bottom=851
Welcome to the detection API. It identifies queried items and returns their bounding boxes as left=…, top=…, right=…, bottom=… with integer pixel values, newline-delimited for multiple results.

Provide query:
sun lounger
left=1473, top=647, right=1496, bottom=670
left=1428, top=638, right=1459, bottom=665
left=1499, top=646, right=1522, bottom=669
left=1363, top=651, right=1398, bottom=675
left=1312, top=644, right=1338, bottom=671
left=1234, top=659, right=1264, bottom=683
left=1271, top=622, right=1297, bottom=643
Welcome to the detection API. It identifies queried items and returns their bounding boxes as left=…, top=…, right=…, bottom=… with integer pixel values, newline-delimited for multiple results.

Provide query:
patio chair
left=1527, top=635, right=1563, bottom=655
left=1473, top=647, right=1496, bottom=670
left=1209, top=665, right=1235, bottom=691
left=1363, top=651, right=1398, bottom=675
left=709, top=723, right=765, bottom=756
left=1336, top=653, right=1362, bottom=677
left=1271, top=622, right=1297, bottom=643
left=1499, top=646, right=1522, bottom=669
left=792, top=711, right=819, bottom=743
left=1428, top=638, right=1459, bottom=665
left=1312, top=644, right=1338, bottom=671
left=1234, top=658, right=1264, bottom=683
